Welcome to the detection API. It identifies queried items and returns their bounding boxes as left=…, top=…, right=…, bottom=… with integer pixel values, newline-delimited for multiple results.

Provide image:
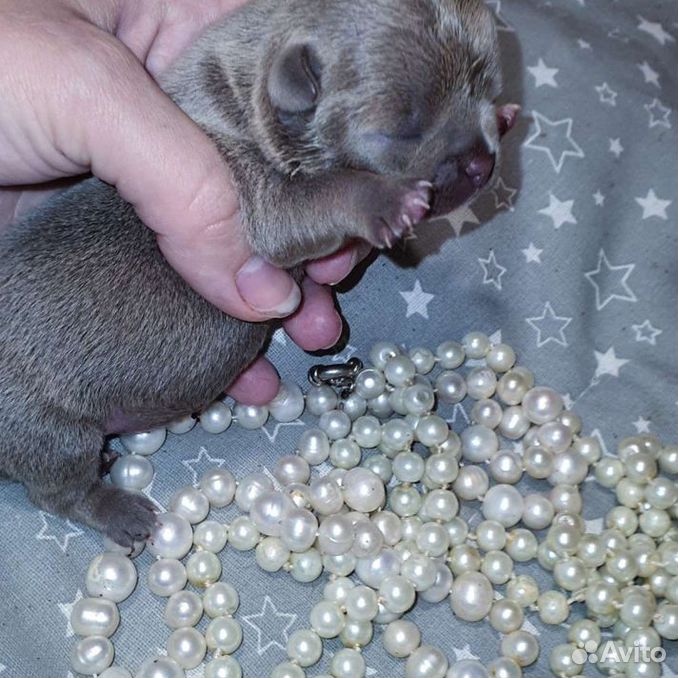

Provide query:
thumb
left=58, top=26, right=300, bottom=320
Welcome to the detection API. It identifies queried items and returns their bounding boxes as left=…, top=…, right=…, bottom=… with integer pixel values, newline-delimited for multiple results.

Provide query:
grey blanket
left=0, top=0, right=676, bottom=675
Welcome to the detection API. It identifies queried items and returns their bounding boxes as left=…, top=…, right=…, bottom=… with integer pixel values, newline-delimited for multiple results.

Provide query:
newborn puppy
left=0, top=0, right=517, bottom=546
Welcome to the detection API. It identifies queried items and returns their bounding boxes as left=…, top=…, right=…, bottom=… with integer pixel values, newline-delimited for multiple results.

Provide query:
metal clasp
left=308, top=357, right=363, bottom=398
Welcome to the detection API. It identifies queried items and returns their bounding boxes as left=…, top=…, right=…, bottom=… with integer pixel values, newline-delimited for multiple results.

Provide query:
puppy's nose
left=463, top=148, right=496, bottom=189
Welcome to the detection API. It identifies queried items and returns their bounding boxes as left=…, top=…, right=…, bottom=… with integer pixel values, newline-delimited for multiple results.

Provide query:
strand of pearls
left=67, top=334, right=678, bottom=678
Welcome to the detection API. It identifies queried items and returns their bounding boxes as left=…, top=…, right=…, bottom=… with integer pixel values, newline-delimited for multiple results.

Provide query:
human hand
left=0, top=0, right=370, bottom=404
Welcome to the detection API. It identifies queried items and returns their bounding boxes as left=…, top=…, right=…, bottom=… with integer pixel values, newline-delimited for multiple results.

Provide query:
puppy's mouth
left=429, top=104, right=519, bottom=218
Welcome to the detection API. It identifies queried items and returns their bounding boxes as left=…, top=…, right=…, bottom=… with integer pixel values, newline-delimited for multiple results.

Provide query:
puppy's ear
left=267, top=43, right=322, bottom=114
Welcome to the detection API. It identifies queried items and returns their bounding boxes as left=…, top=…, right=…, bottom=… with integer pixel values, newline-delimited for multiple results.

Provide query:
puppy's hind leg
left=8, top=410, right=157, bottom=548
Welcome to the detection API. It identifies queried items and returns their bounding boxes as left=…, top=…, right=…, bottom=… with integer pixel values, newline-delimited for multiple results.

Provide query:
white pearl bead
left=203, top=581, right=239, bottom=618
left=506, top=574, right=539, bottom=607
left=352, top=416, right=382, bottom=448
left=204, top=656, right=242, bottom=678
left=462, top=332, right=490, bottom=358
left=250, top=490, right=294, bottom=537
left=480, top=550, right=513, bottom=585
left=228, top=516, right=260, bottom=550
left=424, top=452, right=459, bottom=487
left=355, top=548, right=401, bottom=588
left=415, top=415, right=449, bottom=446
left=476, top=520, right=507, bottom=551
left=100, top=668, right=133, bottom=678
left=548, top=644, right=582, bottom=678
left=167, top=627, right=206, bottom=669
left=403, top=383, right=435, bottom=416
left=308, top=477, right=343, bottom=515
left=362, top=454, right=393, bottom=483
left=449, top=544, right=481, bottom=575
left=344, top=585, right=379, bottom=621
left=436, top=341, right=465, bottom=368
left=436, top=371, right=467, bottom=404
left=199, top=401, right=232, bottom=434
left=119, top=428, right=166, bottom=455
left=498, top=406, right=531, bottom=440
left=401, top=554, right=437, bottom=591
left=452, top=465, right=489, bottom=501
left=343, top=392, right=368, bottom=420
left=136, top=656, right=185, bottom=678
left=654, top=603, right=678, bottom=639
left=169, top=487, right=210, bottom=524
left=298, top=428, right=331, bottom=465
left=205, top=616, right=243, bottom=653
left=280, top=507, right=318, bottom=552
left=384, top=355, right=416, bottom=386
left=461, top=425, right=498, bottom=463
left=537, top=590, right=570, bottom=624
left=148, top=559, right=187, bottom=597
left=320, top=409, right=352, bottom=440
left=486, top=343, right=516, bottom=372
left=538, top=421, right=572, bottom=453
left=290, top=548, right=323, bottom=582
left=489, top=599, right=524, bottom=633
left=381, top=419, right=414, bottom=453
left=323, top=551, right=357, bottom=577
left=380, top=574, right=416, bottom=613
left=340, top=618, right=373, bottom=648
left=450, top=572, right=493, bottom=622
left=310, top=600, right=345, bottom=638
left=523, top=446, right=554, bottom=479
left=393, top=452, right=426, bottom=483
left=256, top=536, right=291, bottom=572
left=368, top=392, right=393, bottom=418
left=70, top=636, right=114, bottom=675
left=489, top=451, right=523, bottom=484
left=270, top=663, right=304, bottom=678
left=466, top=367, right=497, bottom=400
left=500, top=630, right=539, bottom=667
left=109, top=454, right=154, bottom=490
left=330, top=439, right=362, bottom=469
left=383, top=619, right=421, bottom=658
left=419, top=560, right=453, bottom=603
left=165, top=591, right=203, bottom=628
left=199, top=468, right=236, bottom=508
left=342, top=468, right=385, bottom=512
left=410, top=346, right=436, bottom=373
left=522, top=387, right=563, bottom=424
left=372, top=511, right=402, bottom=546
left=405, top=644, right=449, bottom=678
left=355, top=369, right=386, bottom=399
left=193, top=520, right=228, bottom=553
left=318, top=514, right=354, bottom=556
left=233, top=403, right=268, bottom=429
left=351, top=519, right=384, bottom=558
left=548, top=451, right=589, bottom=486
left=521, top=494, right=555, bottom=530
left=287, top=629, right=323, bottom=667
left=71, top=597, right=120, bottom=637
left=496, top=370, right=530, bottom=406
left=331, top=648, right=366, bottom=678
left=471, top=399, right=503, bottom=429
left=167, top=415, right=197, bottom=435
left=186, top=550, right=221, bottom=588
left=234, top=472, right=272, bottom=512
left=482, top=484, right=524, bottom=527
left=85, top=553, right=137, bottom=603
left=269, top=382, right=305, bottom=422
left=448, top=659, right=489, bottom=678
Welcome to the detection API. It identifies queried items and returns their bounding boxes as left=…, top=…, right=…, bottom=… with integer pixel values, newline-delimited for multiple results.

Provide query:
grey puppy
left=0, top=0, right=517, bottom=546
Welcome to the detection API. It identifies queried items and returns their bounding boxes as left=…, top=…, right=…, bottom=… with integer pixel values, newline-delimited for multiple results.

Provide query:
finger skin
left=226, top=356, right=280, bottom=405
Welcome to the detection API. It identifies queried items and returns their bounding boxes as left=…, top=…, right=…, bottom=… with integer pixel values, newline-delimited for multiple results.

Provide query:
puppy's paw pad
left=96, top=489, right=157, bottom=548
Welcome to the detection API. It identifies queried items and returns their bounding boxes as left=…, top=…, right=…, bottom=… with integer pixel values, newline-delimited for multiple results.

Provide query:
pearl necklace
left=66, top=334, right=678, bottom=678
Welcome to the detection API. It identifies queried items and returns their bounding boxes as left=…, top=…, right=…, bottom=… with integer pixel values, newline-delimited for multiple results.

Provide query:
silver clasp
left=308, top=357, right=363, bottom=397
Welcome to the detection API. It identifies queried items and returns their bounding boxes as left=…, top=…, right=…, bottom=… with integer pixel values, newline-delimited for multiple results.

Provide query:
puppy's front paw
left=365, top=179, right=432, bottom=249
left=93, top=487, right=157, bottom=548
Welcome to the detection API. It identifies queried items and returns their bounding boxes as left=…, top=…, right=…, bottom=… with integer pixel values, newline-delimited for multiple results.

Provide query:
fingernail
left=236, top=255, right=301, bottom=317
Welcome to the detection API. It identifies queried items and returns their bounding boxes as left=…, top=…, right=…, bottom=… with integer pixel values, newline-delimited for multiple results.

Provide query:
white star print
left=453, top=644, right=481, bottom=661
left=608, top=27, right=630, bottom=44
left=633, top=416, right=651, bottom=434
left=522, top=243, right=543, bottom=264
left=400, top=280, right=435, bottom=319
left=242, top=596, right=297, bottom=655
left=594, top=346, right=629, bottom=379
left=524, top=111, right=584, bottom=173
left=447, top=403, right=469, bottom=426
left=331, top=344, right=358, bottom=363
left=585, top=518, right=604, bottom=535
left=585, top=250, right=636, bottom=310
left=182, top=447, right=226, bottom=486
left=637, top=16, right=675, bottom=45
left=635, top=189, right=671, bottom=219
left=446, top=204, right=479, bottom=237
left=478, top=251, right=506, bottom=290
left=609, top=138, right=624, bottom=157
left=662, top=663, right=678, bottom=677
left=632, top=319, right=662, bottom=345
left=644, top=99, right=672, bottom=128
left=58, top=589, right=83, bottom=638
left=595, top=82, right=618, bottom=106
left=538, top=193, right=577, bottom=229
left=527, top=58, right=559, bottom=87
left=261, top=419, right=305, bottom=444
left=35, top=510, right=83, bottom=552
left=525, top=302, right=572, bottom=348
left=562, top=393, right=575, bottom=410
left=491, top=178, right=517, bottom=210
left=593, top=190, right=605, bottom=206
left=637, top=61, right=660, bottom=88
left=577, top=38, right=592, bottom=49
left=589, top=429, right=613, bottom=458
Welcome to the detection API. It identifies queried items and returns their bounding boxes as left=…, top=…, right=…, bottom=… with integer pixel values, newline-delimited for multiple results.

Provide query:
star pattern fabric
left=0, top=1, right=676, bottom=677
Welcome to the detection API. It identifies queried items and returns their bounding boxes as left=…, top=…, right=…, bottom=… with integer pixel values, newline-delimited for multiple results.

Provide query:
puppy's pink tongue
left=497, top=103, right=521, bottom=137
